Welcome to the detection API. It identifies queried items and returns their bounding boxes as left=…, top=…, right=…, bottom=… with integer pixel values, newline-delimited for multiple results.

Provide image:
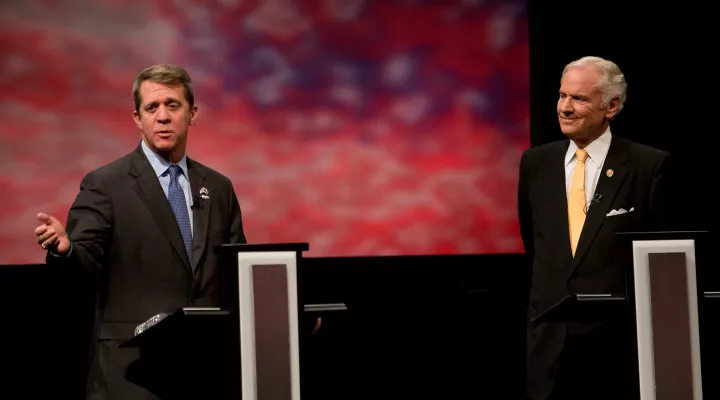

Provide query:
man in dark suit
left=519, top=56, right=676, bottom=400
left=33, top=64, right=246, bottom=399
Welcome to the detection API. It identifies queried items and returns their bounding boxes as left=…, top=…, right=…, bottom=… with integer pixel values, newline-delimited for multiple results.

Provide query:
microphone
left=191, top=195, right=202, bottom=209
left=584, top=193, right=603, bottom=213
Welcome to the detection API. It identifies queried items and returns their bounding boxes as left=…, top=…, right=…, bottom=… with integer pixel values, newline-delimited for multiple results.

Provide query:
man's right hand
left=35, top=213, right=71, bottom=255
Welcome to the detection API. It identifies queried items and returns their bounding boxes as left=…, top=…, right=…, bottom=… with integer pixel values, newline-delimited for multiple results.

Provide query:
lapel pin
left=606, top=169, right=614, bottom=178
left=199, top=187, right=210, bottom=200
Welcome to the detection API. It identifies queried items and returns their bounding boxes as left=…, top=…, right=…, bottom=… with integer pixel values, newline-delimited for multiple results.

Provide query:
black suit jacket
left=518, top=135, right=676, bottom=400
left=48, top=145, right=246, bottom=399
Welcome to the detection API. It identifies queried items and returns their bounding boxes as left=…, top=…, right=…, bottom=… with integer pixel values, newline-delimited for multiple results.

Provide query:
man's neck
left=142, top=139, right=185, bottom=164
left=158, top=150, right=184, bottom=164
left=572, top=124, right=609, bottom=149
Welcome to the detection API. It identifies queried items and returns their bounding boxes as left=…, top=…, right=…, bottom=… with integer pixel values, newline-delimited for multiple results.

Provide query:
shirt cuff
left=49, top=241, right=73, bottom=258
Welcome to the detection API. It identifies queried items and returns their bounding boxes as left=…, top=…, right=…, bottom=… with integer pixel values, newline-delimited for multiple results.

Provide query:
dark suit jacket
left=518, top=135, right=676, bottom=400
left=48, top=145, right=246, bottom=400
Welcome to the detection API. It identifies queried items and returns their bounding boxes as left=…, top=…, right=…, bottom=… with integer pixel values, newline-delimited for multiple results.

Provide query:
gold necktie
left=568, top=148, right=589, bottom=256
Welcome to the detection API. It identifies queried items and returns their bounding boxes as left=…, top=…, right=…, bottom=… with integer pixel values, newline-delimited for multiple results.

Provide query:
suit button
left=569, top=278, right=575, bottom=283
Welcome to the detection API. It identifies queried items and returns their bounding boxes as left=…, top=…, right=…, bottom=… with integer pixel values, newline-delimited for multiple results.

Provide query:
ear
left=605, top=97, right=620, bottom=119
left=189, top=104, right=198, bottom=126
left=133, top=109, right=143, bottom=130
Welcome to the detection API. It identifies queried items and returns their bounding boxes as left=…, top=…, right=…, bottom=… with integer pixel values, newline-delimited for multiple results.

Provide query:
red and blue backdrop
left=0, top=0, right=529, bottom=263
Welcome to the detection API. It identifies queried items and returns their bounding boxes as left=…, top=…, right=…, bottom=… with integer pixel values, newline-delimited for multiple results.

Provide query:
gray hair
left=562, top=56, right=627, bottom=116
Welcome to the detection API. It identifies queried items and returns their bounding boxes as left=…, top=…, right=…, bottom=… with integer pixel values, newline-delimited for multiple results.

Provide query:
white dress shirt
left=564, top=127, right=612, bottom=205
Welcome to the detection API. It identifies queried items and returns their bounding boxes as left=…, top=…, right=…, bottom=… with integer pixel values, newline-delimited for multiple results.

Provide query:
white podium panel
left=632, top=239, right=702, bottom=400
left=237, top=251, right=301, bottom=400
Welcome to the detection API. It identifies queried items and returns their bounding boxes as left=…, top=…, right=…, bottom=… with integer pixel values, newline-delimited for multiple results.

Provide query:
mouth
left=156, top=131, right=174, bottom=138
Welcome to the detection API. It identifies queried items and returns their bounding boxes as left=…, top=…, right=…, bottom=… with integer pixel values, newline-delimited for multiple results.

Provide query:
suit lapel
left=188, top=159, right=210, bottom=271
left=567, top=137, right=629, bottom=277
left=128, top=147, right=192, bottom=272
left=547, top=141, right=573, bottom=262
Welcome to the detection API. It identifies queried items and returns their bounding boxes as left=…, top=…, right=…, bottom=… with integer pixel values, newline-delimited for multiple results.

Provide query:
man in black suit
left=519, top=56, right=676, bottom=400
left=34, top=64, right=246, bottom=399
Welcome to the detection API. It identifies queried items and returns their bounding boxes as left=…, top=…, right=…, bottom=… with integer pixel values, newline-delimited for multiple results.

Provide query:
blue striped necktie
left=167, top=165, right=192, bottom=261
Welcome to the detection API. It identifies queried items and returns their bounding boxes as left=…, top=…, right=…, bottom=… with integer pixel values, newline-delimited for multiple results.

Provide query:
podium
left=120, top=243, right=309, bottom=400
left=532, top=231, right=712, bottom=400
left=119, top=308, right=236, bottom=398
left=531, top=293, right=626, bottom=324
left=619, top=231, right=708, bottom=400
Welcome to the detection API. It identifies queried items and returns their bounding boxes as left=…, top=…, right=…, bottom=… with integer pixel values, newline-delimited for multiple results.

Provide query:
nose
left=155, top=105, right=170, bottom=124
left=558, top=97, right=574, bottom=116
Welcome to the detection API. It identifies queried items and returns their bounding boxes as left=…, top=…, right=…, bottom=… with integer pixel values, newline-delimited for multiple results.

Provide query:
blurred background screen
left=0, top=0, right=529, bottom=263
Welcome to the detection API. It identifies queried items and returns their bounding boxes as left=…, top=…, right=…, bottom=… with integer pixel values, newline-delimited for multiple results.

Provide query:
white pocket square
left=606, top=207, right=634, bottom=217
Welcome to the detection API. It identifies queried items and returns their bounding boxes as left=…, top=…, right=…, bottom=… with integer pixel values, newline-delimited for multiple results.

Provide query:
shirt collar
left=565, top=126, right=612, bottom=166
left=140, top=140, right=188, bottom=178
